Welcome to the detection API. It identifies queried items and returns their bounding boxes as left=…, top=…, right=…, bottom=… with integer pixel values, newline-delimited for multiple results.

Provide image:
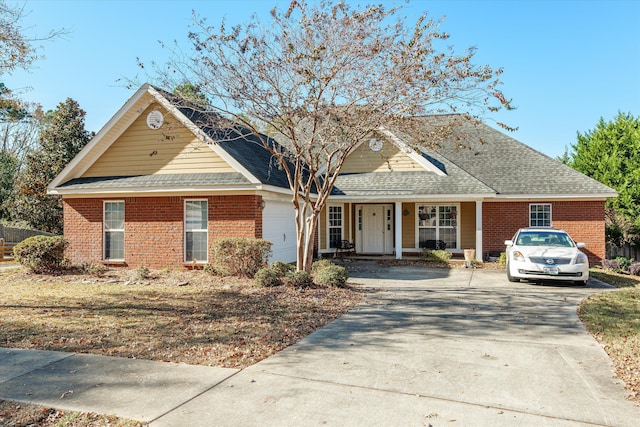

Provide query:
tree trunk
left=294, top=202, right=305, bottom=271
left=302, top=212, right=319, bottom=273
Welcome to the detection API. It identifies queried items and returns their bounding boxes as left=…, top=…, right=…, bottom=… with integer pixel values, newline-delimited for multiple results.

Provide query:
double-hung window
left=417, top=205, right=458, bottom=249
left=104, top=201, right=124, bottom=260
left=530, top=204, right=551, bottom=227
left=185, top=200, right=208, bottom=262
left=328, top=205, right=343, bottom=249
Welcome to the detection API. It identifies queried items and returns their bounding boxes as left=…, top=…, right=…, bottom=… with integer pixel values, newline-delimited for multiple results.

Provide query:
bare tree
left=146, top=0, right=513, bottom=272
left=1, top=0, right=67, bottom=121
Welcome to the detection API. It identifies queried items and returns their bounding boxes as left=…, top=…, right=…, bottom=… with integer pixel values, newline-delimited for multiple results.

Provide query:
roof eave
left=328, top=192, right=496, bottom=201
left=494, top=192, right=618, bottom=200
left=51, top=183, right=261, bottom=196
left=50, top=182, right=295, bottom=197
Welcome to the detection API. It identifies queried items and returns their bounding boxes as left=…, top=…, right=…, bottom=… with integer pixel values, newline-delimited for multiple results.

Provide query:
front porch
left=318, top=201, right=484, bottom=260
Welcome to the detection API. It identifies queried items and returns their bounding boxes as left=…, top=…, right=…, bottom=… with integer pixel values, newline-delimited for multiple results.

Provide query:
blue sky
left=5, top=0, right=639, bottom=158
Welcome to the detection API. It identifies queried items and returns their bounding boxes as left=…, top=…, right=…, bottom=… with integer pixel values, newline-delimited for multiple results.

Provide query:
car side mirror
left=576, top=242, right=586, bottom=249
left=504, top=240, right=513, bottom=246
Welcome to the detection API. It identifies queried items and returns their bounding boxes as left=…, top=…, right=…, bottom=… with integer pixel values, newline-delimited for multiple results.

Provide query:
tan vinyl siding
left=460, top=202, right=476, bottom=249
left=341, top=140, right=425, bottom=173
left=402, top=202, right=416, bottom=248
left=83, top=105, right=234, bottom=177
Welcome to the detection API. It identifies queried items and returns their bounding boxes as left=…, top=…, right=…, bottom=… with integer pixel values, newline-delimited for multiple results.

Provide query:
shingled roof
left=331, top=148, right=495, bottom=197
left=174, top=104, right=293, bottom=190
left=49, top=85, right=293, bottom=194
left=49, top=85, right=616, bottom=200
left=411, top=117, right=616, bottom=197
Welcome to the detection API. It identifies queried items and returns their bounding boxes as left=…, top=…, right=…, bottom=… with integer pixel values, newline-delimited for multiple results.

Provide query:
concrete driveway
left=153, top=264, right=640, bottom=427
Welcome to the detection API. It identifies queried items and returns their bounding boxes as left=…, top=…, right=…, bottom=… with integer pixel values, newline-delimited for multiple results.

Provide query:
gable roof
left=385, top=116, right=617, bottom=199
left=48, top=84, right=292, bottom=195
left=172, top=105, right=292, bottom=190
left=331, top=147, right=495, bottom=198
left=49, top=84, right=615, bottom=201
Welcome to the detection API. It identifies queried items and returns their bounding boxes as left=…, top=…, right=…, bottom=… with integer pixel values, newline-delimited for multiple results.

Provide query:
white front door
left=357, top=204, right=394, bottom=254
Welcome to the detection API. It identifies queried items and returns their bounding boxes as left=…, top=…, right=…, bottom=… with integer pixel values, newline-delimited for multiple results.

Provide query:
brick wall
left=63, top=195, right=263, bottom=269
left=482, top=200, right=606, bottom=264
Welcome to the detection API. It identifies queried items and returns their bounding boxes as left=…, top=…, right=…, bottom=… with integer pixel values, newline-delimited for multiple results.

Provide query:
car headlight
left=512, top=251, right=525, bottom=262
left=575, top=253, right=588, bottom=264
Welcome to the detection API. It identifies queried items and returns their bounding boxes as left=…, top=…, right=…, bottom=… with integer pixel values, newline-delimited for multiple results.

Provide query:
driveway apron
left=152, top=264, right=640, bottom=427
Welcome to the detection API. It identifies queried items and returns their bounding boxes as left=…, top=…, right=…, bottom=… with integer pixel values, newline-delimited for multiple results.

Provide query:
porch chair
left=334, top=240, right=355, bottom=258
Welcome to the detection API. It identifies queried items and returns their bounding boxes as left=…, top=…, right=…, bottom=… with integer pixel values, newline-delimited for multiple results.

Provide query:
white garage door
left=262, top=200, right=297, bottom=264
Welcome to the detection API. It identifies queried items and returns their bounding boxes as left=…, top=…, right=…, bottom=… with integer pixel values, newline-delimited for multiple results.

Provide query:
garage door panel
left=263, top=201, right=297, bottom=264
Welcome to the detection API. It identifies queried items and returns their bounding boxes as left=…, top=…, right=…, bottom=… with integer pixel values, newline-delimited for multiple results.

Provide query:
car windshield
left=516, top=231, right=575, bottom=248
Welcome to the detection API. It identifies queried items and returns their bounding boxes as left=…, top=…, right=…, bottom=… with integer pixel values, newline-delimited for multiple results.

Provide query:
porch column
left=475, top=200, right=483, bottom=261
left=395, top=202, right=403, bottom=259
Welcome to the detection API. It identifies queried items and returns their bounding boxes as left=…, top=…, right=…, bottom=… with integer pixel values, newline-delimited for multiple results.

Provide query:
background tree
left=565, top=112, right=640, bottom=248
left=0, top=0, right=65, bottom=120
left=0, top=0, right=65, bottom=223
left=145, top=0, right=513, bottom=272
left=11, top=98, right=93, bottom=234
left=173, top=83, right=210, bottom=107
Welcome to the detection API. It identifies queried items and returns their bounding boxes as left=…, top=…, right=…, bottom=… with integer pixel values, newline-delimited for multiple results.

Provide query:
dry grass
left=0, top=267, right=363, bottom=368
left=0, top=400, right=144, bottom=427
left=0, top=265, right=364, bottom=426
left=590, top=268, right=640, bottom=288
left=579, top=268, right=640, bottom=403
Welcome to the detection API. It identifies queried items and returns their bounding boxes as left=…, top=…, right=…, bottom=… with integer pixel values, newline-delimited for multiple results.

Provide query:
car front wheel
left=506, top=261, right=519, bottom=282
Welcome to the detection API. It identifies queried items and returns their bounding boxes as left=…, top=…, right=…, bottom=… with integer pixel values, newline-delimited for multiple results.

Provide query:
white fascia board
left=494, top=193, right=617, bottom=201
left=51, top=182, right=295, bottom=198
left=48, top=84, right=154, bottom=191
left=327, top=193, right=496, bottom=202
left=52, top=184, right=263, bottom=197
left=259, top=184, right=295, bottom=196
left=377, top=127, right=446, bottom=176
left=146, top=86, right=263, bottom=185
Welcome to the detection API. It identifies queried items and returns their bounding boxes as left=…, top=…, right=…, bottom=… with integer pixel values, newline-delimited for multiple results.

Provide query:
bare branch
left=146, top=0, right=513, bottom=271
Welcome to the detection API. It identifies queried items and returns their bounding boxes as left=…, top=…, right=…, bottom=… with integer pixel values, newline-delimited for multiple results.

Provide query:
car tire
left=506, top=262, right=518, bottom=282
left=574, top=280, right=587, bottom=286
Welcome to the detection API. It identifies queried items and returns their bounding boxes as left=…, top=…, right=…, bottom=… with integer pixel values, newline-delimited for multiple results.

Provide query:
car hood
left=517, top=246, right=578, bottom=258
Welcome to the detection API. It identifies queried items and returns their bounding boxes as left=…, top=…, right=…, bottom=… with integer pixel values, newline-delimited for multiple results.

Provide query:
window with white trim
left=104, top=201, right=124, bottom=260
left=328, top=205, right=343, bottom=248
left=417, top=205, right=457, bottom=249
left=185, top=200, right=208, bottom=262
left=530, top=204, right=551, bottom=227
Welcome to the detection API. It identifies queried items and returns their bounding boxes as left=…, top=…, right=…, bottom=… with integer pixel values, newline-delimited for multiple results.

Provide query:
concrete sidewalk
left=1, top=265, right=639, bottom=426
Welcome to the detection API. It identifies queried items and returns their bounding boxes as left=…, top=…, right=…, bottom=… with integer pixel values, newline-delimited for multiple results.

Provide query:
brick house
left=48, top=84, right=616, bottom=268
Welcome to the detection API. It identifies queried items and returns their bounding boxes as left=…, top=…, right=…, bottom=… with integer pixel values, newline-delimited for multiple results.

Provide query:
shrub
left=497, top=252, right=507, bottom=267
left=314, top=264, right=349, bottom=287
left=13, top=235, right=69, bottom=274
left=311, top=258, right=335, bottom=273
left=135, top=265, right=150, bottom=280
left=210, top=238, right=272, bottom=277
left=615, top=256, right=633, bottom=273
left=254, top=266, right=282, bottom=287
left=601, top=259, right=621, bottom=272
left=271, top=261, right=295, bottom=277
left=629, top=262, right=640, bottom=276
left=203, top=263, right=223, bottom=276
left=421, top=249, right=451, bottom=264
left=285, top=270, right=314, bottom=288
left=81, top=262, right=107, bottom=277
